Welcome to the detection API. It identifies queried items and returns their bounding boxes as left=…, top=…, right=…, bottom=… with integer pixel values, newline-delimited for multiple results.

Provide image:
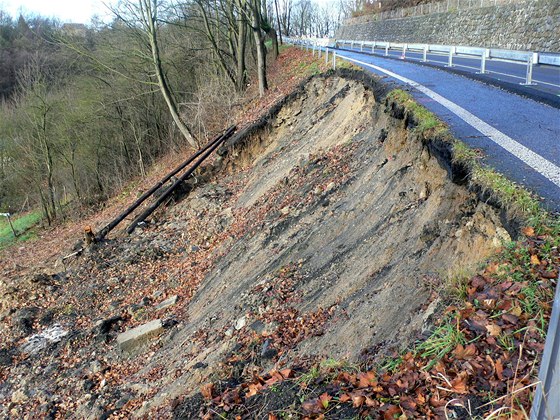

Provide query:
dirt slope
left=0, top=70, right=512, bottom=419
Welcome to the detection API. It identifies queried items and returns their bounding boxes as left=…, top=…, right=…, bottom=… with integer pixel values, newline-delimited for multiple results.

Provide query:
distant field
left=0, top=211, right=41, bottom=250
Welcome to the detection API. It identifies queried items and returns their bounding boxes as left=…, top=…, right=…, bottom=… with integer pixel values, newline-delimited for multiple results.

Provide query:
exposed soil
left=0, top=70, right=514, bottom=418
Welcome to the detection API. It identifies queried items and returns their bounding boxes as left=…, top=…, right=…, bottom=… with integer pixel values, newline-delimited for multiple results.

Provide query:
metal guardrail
left=295, top=38, right=559, bottom=86
left=531, top=274, right=560, bottom=420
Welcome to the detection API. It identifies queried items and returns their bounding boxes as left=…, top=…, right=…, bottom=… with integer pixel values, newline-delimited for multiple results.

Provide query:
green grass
left=415, top=317, right=466, bottom=370
left=387, top=89, right=444, bottom=134
left=0, top=211, right=41, bottom=249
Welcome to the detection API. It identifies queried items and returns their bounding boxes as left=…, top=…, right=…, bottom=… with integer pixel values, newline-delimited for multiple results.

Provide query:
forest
left=0, top=0, right=353, bottom=225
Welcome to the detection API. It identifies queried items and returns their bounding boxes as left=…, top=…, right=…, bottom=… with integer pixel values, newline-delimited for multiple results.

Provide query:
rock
left=155, top=295, right=179, bottom=311
left=11, top=390, right=29, bottom=404
left=313, top=186, right=323, bottom=195
left=90, top=360, right=104, bottom=374
left=192, top=361, right=208, bottom=369
left=280, top=206, right=291, bottom=216
left=260, top=339, right=278, bottom=359
left=0, top=348, right=12, bottom=366
left=94, top=315, right=122, bottom=339
left=249, top=320, right=265, bottom=334
left=117, top=319, right=164, bottom=355
left=224, top=327, right=234, bottom=337
left=82, top=379, right=95, bottom=392
left=235, top=316, right=247, bottom=330
left=325, top=182, right=336, bottom=194
left=14, top=307, right=39, bottom=336
left=20, top=324, right=68, bottom=355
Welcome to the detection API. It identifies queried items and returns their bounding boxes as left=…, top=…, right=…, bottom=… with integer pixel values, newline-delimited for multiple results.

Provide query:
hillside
left=1, top=49, right=558, bottom=419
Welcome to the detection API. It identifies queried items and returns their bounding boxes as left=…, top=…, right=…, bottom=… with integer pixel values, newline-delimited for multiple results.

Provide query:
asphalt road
left=329, top=46, right=560, bottom=212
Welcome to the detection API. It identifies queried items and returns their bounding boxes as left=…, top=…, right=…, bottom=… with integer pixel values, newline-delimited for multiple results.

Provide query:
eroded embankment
left=142, top=72, right=511, bottom=416
left=0, top=70, right=514, bottom=419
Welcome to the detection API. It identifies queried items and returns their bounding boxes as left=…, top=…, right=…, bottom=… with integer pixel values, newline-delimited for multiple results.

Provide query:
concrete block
left=117, top=319, right=163, bottom=354
left=155, top=295, right=179, bottom=311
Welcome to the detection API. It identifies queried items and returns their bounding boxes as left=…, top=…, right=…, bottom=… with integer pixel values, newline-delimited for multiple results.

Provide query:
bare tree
left=111, top=0, right=198, bottom=148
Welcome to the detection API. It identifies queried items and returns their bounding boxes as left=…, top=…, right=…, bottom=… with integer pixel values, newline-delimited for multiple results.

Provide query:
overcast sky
left=0, top=0, right=114, bottom=23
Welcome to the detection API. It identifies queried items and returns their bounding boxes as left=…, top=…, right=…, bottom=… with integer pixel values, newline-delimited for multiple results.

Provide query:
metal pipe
left=423, top=45, right=428, bottom=62
left=325, top=47, right=329, bottom=64
left=97, top=128, right=235, bottom=240
left=333, top=51, right=336, bottom=69
left=126, top=126, right=236, bottom=234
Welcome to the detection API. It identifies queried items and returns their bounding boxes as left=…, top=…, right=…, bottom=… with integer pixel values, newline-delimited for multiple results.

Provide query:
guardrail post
left=319, top=45, right=322, bottom=58
left=333, top=51, right=336, bottom=69
left=521, top=56, right=537, bottom=86
left=447, top=46, right=455, bottom=67
left=372, top=42, right=375, bottom=53
left=360, top=42, right=363, bottom=52
left=401, top=44, right=407, bottom=59
left=351, top=41, right=354, bottom=49
left=422, top=45, right=428, bottom=62
left=325, top=47, right=329, bottom=64
left=385, top=43, right=389, bottom=56
left=478, top=49, right=488, bottom=74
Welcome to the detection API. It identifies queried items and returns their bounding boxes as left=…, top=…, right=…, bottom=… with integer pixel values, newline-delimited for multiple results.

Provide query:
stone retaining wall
left=336, top=0, right=559, bottom=52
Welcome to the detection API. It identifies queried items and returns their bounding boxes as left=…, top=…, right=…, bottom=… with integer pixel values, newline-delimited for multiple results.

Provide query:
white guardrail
left=287, top=37, right=560, bottom=86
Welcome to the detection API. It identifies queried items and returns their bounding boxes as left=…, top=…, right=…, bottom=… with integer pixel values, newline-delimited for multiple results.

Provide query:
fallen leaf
left=352, top=395, right=365, bottom=408
left=530, top=255, right=540, bottom=265
left=319, top=392, right=332, bottom=409
left=201, top=383, right=214, bottom=400
left=501, top=313, right=519, bottom=324
left=454, top=343, right=477, bottom=360
left=521, top=227, right=535, bottom=237
left=485, top=323, right=502, bottom=337
left=339, top=393, right=351, bottom=403
left=279, top=368, right=294, bottom=379
left=246, top=383, right=263, bottom=398
left=495, top=359, right=504, bottom=381
left=383, top=405, right=402, bottom=420
left=450, top=372, right=469, bottom=394
left=357, top=371, right=377, bottom=388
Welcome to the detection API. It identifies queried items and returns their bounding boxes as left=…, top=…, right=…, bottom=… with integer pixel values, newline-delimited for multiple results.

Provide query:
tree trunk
left=251, top=0, right=268, bottom=97
left=236, top=4, right=248, bottom=92
left=144, top=0, right=197, bottom=148
left=265, top=26, right=279, bottom=60
left=274, top=0, right=283, bottom=44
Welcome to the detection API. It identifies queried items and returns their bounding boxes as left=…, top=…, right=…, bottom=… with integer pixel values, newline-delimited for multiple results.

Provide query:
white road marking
left=339, top=54, right=560, bottom=188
